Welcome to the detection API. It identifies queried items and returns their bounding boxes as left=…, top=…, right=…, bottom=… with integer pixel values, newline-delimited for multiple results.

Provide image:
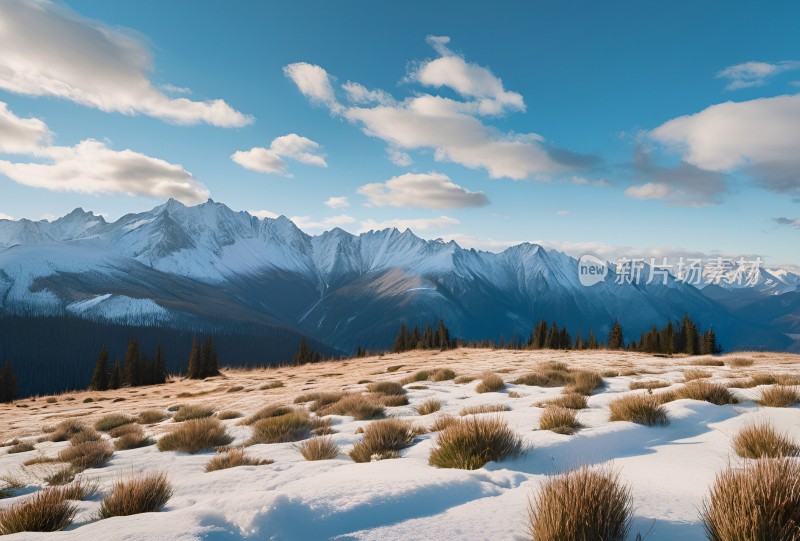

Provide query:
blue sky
left=0, top=0, right=799, bottom=267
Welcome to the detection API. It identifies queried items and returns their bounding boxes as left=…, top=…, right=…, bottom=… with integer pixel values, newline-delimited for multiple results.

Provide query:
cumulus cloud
left=0, top=139, right=209, bottom=203
left=624, top=150, right=727, bottom=206
left=775, top=217, right=800, bottom=229
left=290, top=214, right=356, bottom=232
left=232, top=134, right=327, bottom=176
left=717, top=60, right=800, bottom=91
left=0, top=213, right=15, bottom=221
left=324, top=196, right=350, bottom=209
left=0, top=102, right=51, bottom=154
left=357, top=215, right=459, bottom=233
left=0, top=0, right=250, bottom=127
left=650, top=93, right=800, bottom=197
left=248, top=209, right=279, bottom=219
left=341, top=81, right=394, bottom=106
left=284, top=37, right=594, bottom=179
left=386, top=148, right=413, bottom=167
left=357, top=172, right=489, bottom=209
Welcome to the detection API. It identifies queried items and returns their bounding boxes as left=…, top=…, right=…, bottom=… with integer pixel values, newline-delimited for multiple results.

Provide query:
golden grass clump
left=428, top=416, right=523, bottom=470
left=44, top=465, right=80, bottom=486
left=732, top=422, right=799, bottom=459
left=432, top=368, right=456, bottom=381
left=298, top=436, right=340, bottom=461
left=68, top=427, right=102, bottom=445
left=157, top=417, right=233, bottom=453
left=528, top=467, right=632, bottom=541
left=675, top=380, right=738, bottom=405
left=205, top=448, right=273, bottom=472
left=608, top=394, right=669, bottom=426
left=429, top=414, right=458, bottom=432
left=513, top=369, right=571, bottom=388
left=399, top=370, right=431, bottom=384
left=58, top=439, right=114, bottom=469
left=476, top=372, right=505, bottom=393
left=0, top=487, right=78, bottom=534
left=136, top=410, right=168, bottom=424
left=94, top=413, right=134, bottom=432
left=459, top=403, right=510, bottom=416
left=756, top=385, right=800, bottom=408
left=7, top=442, right=34, bottom=454
left=728, top=374, right=800, bottom=388
left=539, top=407, right=581, bottom=435
left=350, top=418, right=415, bottom=463
left=684, top=369, right=712, bottom=381
left=689, top=357, right=725, bottom=367
left=416, top=399, right=443, bottom=415
left=538, top=393, right=588, bottom=410
left=317, top=394, right=385, bottom=420
left=565, top=370, right=604, bottom=395
left=46, top=420, right=86, bottom=442
left=239, top=404, right=295, bottom=425
left=629, top=380, right=671, bottom=391
left=113, top=425, right=154, bottom=451
left=726, top=357, right=755, bottom=367
left=108, top=424, right=141, bottom=438
left=294, top=392, right=348, bottom=411
left=380, top=394, right=410, bottom=407
left=701, top=458, right=800, bottom=541
left=98, top=473, right=173, bottom=518
left=366, top=381, right=407, bottom=396
left=454, top=375, right=477, bottom=384
left=216, top=410, right=243, bottom=420
left=247, top=410, right=313, bottom=445
left=172, top=404, right=215, bottom=422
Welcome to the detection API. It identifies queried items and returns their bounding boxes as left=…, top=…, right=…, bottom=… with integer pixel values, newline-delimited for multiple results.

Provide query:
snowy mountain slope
left=0, top=199, right=793, bottom=352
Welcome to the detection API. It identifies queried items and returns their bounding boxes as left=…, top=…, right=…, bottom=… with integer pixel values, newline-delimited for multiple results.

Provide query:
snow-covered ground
left=2, top=348, right=800, bottom=540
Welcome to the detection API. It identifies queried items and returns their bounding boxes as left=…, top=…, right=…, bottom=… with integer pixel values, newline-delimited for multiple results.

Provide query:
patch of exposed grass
left=366, top=381, right=407, bottom=396
left=247, top=410, right=313, bottom=445
left=173, top=404, right=214, bottom=422
left=317, top=394, right=385, bottom=420
left=701, top=458, right=800, bottom=541
left=7, top=442, right=34, bottom=454
left=415, top=399, right=442, bottom=415
left=475, top=373, right=505, bottom=393
left=0, top=487, right=77, bottom=534
left=608, top=394, right=669, bottom=426
left=136, top=410, right=168, bottom=424
left=730, top=374, right=800, bottom=389
left=44, top=465, right=80, bottom=486
left=157, top=418, right=233, bottom=453
left=732, top=422, right=799, bottom=459
left=399, top=370, right=431, bottom=385
left=45, top=420, right=86, bottom=442
left=98, top=473, right=173, bottom=518
left=432, top=368, right=456, bottom=381
left=259, top=381, right=284, bottom=390
left=380, top=394, right=409, bottom=407
left=565, top=370, right=604, bottom=395
left=58, top=440, right=114, bottom=469
left=454, top=375, right=477, bottom=384
left=429, top=414, right=458, bottom=432
left=538, top=393, right=588, bottom=410
left=298, top=436, right=340, bottom=461
left=94, top=414, right=134, bottom=432
left=113, top=425, right=154, bottom=451
left=726, top=357, right=755, bottom=367
left=226, top=385, right=244, bottom=393
left=216, top=410, right=243, bottom=420
left=429, top=416, right=523, bottom=470
left=675, top=380, right=738, bottom=405
left=108, top=424, right=140, bottom=438
left=528, top=467, right=632, bottom=541
left=629, top=380, right=671, bottom=391
left=459, top=404, right=510, bottom=416
left=205, top=448, right=273, bottom=472
left=689, top=357, right=725, bottom=367
left=684, top=369, right=712, bottom=381
left=513, top=370, right=571, bottom=387
left=539, top=407, right=581, bottom=435
left=386, top=365, right=403, bottom=372
left=239, top=404, right=294, bottom=425
left=757, top=385, right=800, bottom=407
left=350, top=419, right=415, bottom=463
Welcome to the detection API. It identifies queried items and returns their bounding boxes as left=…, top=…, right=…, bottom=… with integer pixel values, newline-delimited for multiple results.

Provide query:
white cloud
left=650, top=93, right=800, bottom=196
left=357, top=215, right=459, bottom=233
left=159, top=84, right=192, bottom=95
left=0, top=213, right=15, bottom=221
left=232, top=133, right=326, bottom=175
left=0, top=0, right=250, bottom=127
left=775, top=217, right=800, bottom=229
left=341, top=81, right=394, bottom=105
left=717, top=61, right=800, bottom=90
left=555, top=210, right=570, bottom=216
left=0, top=139, right=210, bottom=204
left=386, top=148, right=413, bottom=167
left=324, top=196, right=350, bottom=209
left=625, top=182, right=674, bottom=200
left=291, top=214, right=356, bottom=232
left=0, top=102, right=51, bottom=154
left=248, top=209, right=279, bottom=219
left=357, top=172, right=489, bottom=209
left=284, top=37, right=593, bottom=179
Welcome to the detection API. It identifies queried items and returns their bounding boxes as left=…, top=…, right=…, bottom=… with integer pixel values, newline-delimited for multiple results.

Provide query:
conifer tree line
left=633, top=314, right=721, bottom=355
left=186, top=336, right=221, bottom=379
left=527, top=320, right=602, bottom=350
left=0, top=362, right=18, bottom=403
left=89, top=338, right=168, bottom=391
left=392, top=320, right=455, bottom=353
left=293, top=337, right=323, bottom=365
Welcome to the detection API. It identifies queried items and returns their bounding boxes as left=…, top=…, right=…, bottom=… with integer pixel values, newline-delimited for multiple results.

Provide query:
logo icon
left=578, top=254, right=607, bottom=287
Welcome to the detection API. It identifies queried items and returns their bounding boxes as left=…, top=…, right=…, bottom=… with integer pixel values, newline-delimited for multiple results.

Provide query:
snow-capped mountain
left=0, top=199, right=795, bottom=354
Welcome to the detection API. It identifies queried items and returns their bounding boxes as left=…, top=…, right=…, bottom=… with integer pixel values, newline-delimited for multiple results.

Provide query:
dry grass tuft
left=94, top=413, right=134, bottom=432
left=247, top=410, right=313, bottom=445
left=416, top=399, right=443, bottom=415
left=44, top=465, right=80, bottom=486
left=239, top=404, right=294, bottom=425
left=454, top=375, right=477, bottom=384
left=684, top=369, right=712, bottom=381
left=205, top=448, right=273, bottom=472
left=732, top=422, right=799, bottom=459
left=216, top=410, right=243, bottom=420
left=629, top=380, right=671, bottom=391
left=432, top=368, right=456, bottom=381
left=136, top=410, right=168, bottom=424
left=367, top=381, right=407, bottom=396
left=476, top=372, right=505, bottom=393
left=675, top=380, right=738, bottom=405
left=259, top=381, right=284, bottom=390
left=528, top=467, right=632, bottom=541
left=459, top=403, right=510, bottom=416
left=565, top=370, right=604, bottom=395
left=380, top=394, right=410, bottom=407
left=429, top=414, right=458, bottom=432
left=728, top=374, right=800, bottom=388
left=689, top=357, right=725, bottom=367
left=98, top=473, right=173, bottom=518
left=157, top=418, right=233, bottom=453
left=539, top=407, right=581, bottom=435
left=298, top=437, right=340, bottom=461
left=513, top=369, right=571, bottom=388
left=399, top=370, right=431, bottom=384
left=608, top=394, right=669, bottom=426
left=317, top=394, right=385, bottom=420
left=108, top=424, right=140, bottom=438
left=756, top=386, right=800, bottom=408
left=46, top=420, right=86, bottom=442
left=113, top=425, right=154, bottom=451
left=58, top=439, right=114, bottom=469
left=0, top=487, right=78, bottom=534
left=428, top=416, right=523, bottom=470
left=350, top=418, right=415, bottom=463
left=226, top=385, right=244, bottom=393
left=701, top=458, right=800, bottom=541
left=726, top=357, right=755, bottom=367
left=173, top=404, right=214, bottom=422
left=538, top=393, right=588, bottom=410
left=7, top=442, right=34, bottom=454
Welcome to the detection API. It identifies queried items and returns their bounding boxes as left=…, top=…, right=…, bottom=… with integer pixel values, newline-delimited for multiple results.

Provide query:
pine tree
left=574, top=332, right=584, bottom=350
left=293, top=337, right=320, bottom=365
left=187, top=335, right=201, bottom=379
left=607, top=320, right=624, bottom=350
left=681, top=314, right=700, bottom=355
left=410, top=326, right=421, bottom=349
left=436, top=319, right=450, bottom=350
left=392, top=324, right=408, bottom=353
left=89, top=347, right=110, bottom=391
left=109, top=358, right=122, bottom=390
left=0, top=362, right=18, bottom=403
left=142, top=356, right=153, bottom=386
left=422, top=326, right=435, bottom=349
left=123, top=337, right=141, bottom=387
left=529, top=320, right=548, bottom=349
left=154, top=343, right=167, bottom=384
left=199, top=337, right=220, bottom=376
left=588, top=329, right=599, bottom=349
left=701, top=329, right=720, bottom=355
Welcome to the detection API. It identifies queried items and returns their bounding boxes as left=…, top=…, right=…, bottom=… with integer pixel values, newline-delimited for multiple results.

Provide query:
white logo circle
left=578, top=254, right=608, bottom=287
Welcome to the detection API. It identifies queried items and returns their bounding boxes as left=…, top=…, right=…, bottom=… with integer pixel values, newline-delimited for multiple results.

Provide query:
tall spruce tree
left=187, top=335, right=201, bottom=379
left=89, top=347, right=110, bottom=391
left=154, top=343, right=167, bottom=384
left=109, top=358, right=122, bottom=390
left=123, top=337, right=141, bottom=387
left=392, top=324, right=409, bottom=353
left=588, top=329, right=599, bottom=349
left=607, top=320, right=624, bottom=350
left=0, top=362, right=18, bottom=403
left=436, top=319, right=450, bottom=350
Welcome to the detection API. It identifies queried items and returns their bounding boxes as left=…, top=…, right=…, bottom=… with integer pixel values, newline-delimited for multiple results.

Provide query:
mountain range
left=1, top=199, right=798, bottom=368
